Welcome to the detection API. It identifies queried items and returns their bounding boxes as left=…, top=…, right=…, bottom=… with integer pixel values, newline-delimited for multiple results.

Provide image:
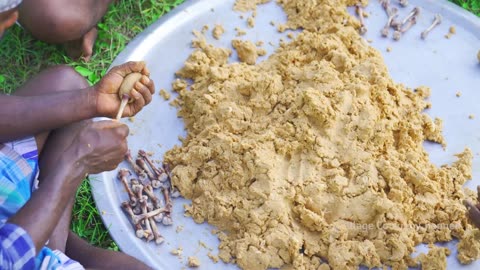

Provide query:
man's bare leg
left=38, top=120, right=91, bottom=251
left=18, top=0, right=114, bottom=61
left=64, top=28, right=98, bottom=62
left=14, top=65, right=90, bottom=251
left=14, top=65, right=90, bottom=154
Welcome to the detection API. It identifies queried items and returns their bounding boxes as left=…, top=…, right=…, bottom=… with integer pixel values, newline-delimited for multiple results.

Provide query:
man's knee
left=19, top=0, right=93, bottom=43
left=15, top=65, right=89, bottom=96
left=45, top=65, right=90, bottom=91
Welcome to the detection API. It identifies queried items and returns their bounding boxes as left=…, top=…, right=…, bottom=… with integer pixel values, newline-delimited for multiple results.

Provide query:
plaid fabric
left=0, top=0, right=22, bottom=13
left=0, top=223, right=36, bottom=270
left=4, top=137, right=39, bottom=191
left=0, top=143, right=35, bottom=222
left=0, top=140, right=84, bottom=269
left=39, top=249, right=84, bottom=270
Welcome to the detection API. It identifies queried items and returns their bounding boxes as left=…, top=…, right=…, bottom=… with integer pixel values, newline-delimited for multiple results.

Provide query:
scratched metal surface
left=90, top=0, right=480, bottom=269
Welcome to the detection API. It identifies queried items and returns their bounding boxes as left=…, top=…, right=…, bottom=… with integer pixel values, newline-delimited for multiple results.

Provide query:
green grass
left=0, top=0, right=184, bottom=250
left=72, top=180, right=119, bottom=250
left=0, top=0, right=477, bottom=252
left=450, top=0, right=480, bottom=16
left=0, top=0, right=185, bottom=92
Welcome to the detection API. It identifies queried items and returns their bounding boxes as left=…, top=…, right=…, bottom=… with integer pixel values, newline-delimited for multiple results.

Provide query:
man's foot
left=64, top=27, right=98, bottom=62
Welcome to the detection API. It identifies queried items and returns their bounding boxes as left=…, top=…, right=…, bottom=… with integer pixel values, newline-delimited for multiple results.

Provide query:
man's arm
left=0, top=61, right=154, bottom=143
left=7, top=121, right=129, bottom=253
left=7, top=154, right=86, bottom=253
left=0, top=88, right=97, bottom=142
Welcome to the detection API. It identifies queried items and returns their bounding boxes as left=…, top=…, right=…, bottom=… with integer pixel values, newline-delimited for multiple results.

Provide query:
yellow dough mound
left=164, top=0, right=479, bottom=269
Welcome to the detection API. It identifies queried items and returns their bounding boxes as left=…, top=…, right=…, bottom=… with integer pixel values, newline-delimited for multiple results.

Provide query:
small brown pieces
left=380, top=1, right=418, bottom=40
left=162, top=187, right=174, bottom=226
left=421, top=14, right=442, bottom=40
left=144, top=184, right=165, bottom=223
left=445, top=25, right=456, bottom=39
left=398, top=0, right=408, bottom=7
left=125, top=150, right=147, bottom=180
left=232, top=40, right=259, bottom=65
left=118, top=150, right=178, bottom=245
left=139, top=196, right=154, bottom=242
left=392, top=6, right=420, bottom=31
left=187, top=256, right=201, bottom=268
left=121, top=202, right=145, bottom=239
left=212, top=24, right=225, bottom=40
left=381, top=7, right=398, bottom=37
left=118, top=169, right=137, bottom=207
left=380, top=0, right=392, bottom=16
left=136, top=158, right=154, bottom=181
left=139, top=149, right=168, bottom=185
left=393, top=17, right=417, bottom=40
left=149, top=218, right=165, bottom=245
left=144, top=184, right=162, bottom=209
left=355, top=3, right=367, bottom=35
left=139, top=150, right=162, bottom=176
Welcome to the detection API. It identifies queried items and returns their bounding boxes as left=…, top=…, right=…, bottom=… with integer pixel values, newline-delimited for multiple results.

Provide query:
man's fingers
left=110, top=61, right=147, bottom=78
left=465, top=200, right=480, bottom=228
left=114, top=123, right=130, bottom=138
left=110, top=156, right=124, bottom=168
left=141, top=75, right=155, bottom=95
left=141, top=66, right=151, bottom=77
left=129, top=88, right=146, bottom=115
left=469, top=206, right=480, bottom=228
left=134, top=81, right=153, bottom=105
left=105, top=160, right=120, bottom=170
left=140, top=75, right=150, bottom=86
left=91, top=120, right=129, bottom=137
left=91, top=120, right=123, bottom=129
left=127, top=86, right=143, bottom=101
left=465, top=200, right=474, bottom=209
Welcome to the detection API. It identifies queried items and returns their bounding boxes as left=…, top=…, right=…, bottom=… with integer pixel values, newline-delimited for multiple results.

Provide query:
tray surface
left=91, top=0, right=480, bottom=269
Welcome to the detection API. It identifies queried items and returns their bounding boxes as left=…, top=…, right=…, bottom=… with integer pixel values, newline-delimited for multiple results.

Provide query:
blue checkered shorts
left=0, top=137, right=84, bottom=270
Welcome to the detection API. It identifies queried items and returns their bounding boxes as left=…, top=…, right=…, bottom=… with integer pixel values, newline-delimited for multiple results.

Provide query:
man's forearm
left=7, top=157, right=85, bottom=253
left=0, top=87, right=97, bottom=142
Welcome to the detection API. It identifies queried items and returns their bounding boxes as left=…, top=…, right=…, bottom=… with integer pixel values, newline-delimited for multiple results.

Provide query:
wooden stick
left=115, top=94, right=130, bottom=121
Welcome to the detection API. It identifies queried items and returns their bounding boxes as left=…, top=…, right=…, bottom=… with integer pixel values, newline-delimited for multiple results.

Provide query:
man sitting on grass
left=1, top=1, right=153, bottom=269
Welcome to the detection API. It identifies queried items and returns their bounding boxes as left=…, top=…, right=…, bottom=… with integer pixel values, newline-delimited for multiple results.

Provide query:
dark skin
left=0, top=61, right=153, bottom=142
left=0, top=9, right=18, bottom=38
left=464, top=186, right=480, bottom=229
left=8, top=121, right=129, bottom=252
left=18, top=0, right=115, bottom=61
left=11, top=66, right=152, bottom=270
left=1, top=9, right=153, bottom=270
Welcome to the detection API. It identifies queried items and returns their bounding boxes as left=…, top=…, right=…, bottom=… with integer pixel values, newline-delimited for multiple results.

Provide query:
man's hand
left=94, top=61, right=155, bottom=118
left=464, top=186, right=480, bottom=228
left=69, top=121, right=129, bottom=176
left=8, top=120, right=130, bottom=253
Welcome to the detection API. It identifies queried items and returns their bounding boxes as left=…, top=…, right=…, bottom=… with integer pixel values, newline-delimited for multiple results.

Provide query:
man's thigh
left=13, top=65, right=89, bottom=154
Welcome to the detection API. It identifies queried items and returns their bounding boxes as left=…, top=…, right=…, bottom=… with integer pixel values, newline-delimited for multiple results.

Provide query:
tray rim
left=90, top=0, right=480, bottom=269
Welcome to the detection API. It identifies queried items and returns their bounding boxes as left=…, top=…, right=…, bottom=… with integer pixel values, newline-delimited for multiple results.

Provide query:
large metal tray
left=90, top=0, right=480, bottom=269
